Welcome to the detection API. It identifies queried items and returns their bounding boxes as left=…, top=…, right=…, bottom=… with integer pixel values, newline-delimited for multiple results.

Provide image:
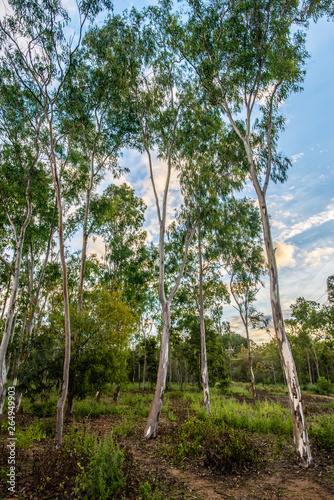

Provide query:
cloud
left=282, top=194, right=294, bottom=202
left=272, top=220, right=287, bottom=230
left=256, top=83, right=284, bottom=107
left=291, top=153, right=304, bottom=164
left=87, top=235, right=106, bottom=260
left=274, top=242, right=297, bottom=268
left=277, top=199, right=334, bottom=242
left=301, top=246, right=334, bottom=268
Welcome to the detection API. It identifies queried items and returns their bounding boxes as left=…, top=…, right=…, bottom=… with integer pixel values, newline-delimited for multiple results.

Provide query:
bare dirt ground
left=0, top=390, right=333, bottom=499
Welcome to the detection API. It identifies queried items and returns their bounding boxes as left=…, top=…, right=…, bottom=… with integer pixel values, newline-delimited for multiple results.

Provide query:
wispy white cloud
left=277, top=199, right=334, bottom=242
left=272, top=220, right=287, bottom=230
left=282, top=193, right=294, bottom=202
left=291, top=153, right=304, bottom=164
left=300, top=246, right=334, bottom=268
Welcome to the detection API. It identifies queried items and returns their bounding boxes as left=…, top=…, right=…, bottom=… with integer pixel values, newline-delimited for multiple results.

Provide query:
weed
left=315, top=377, right=334, bottom=396
left=16, top=421, right=46, bottom=448
left=75, top=434, right=125, bottom=499
left=63, top=422, right=97, bottom=457
left=310, top=414, right=334, bottom=450
left=27, top=399, right=57, bottom=417
left=168, top=416, right=260, bottom=473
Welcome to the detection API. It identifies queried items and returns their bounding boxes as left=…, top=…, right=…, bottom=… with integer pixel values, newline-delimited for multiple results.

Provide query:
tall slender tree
left=174, top=0, right=313, bottom=466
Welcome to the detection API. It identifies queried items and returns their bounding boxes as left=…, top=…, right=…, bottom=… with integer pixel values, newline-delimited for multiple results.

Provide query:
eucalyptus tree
left=0, top=80, right=46, bottom=417
left=229, top=245, right=267, bottom=400
left=88, top=7, right=203, bottom=438
left=174, top=122, right=248, bottom=413
left=62, top=38, right=135, bottom=313
left=0, top=0, right=112, bottom=447
left=174, top=0, right=313, bottom=465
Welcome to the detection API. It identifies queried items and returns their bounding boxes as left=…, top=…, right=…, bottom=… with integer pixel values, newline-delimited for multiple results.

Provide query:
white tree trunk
left=144, top=301, right=171, bottom=438
left=255, top=184, right=312, bottom=466
left=0, top=199, right=32, bottom=417
left=198, top=229, right=211, bottom=414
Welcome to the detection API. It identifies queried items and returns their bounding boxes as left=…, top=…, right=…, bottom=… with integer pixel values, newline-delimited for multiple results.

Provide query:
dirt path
left=128, top=436, right=334, bottom=500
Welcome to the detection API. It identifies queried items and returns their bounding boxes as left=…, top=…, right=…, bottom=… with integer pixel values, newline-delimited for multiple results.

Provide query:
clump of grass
left=75, top=434, right=125, bottom=500
left=63, top=422, right=97, bottom=456
left=74, top=400, right=113, bottom=418
left=16, top=420, right=47, bottom=448
left=310, top=414, right=334, bottom=451
left=212, top=397, right=292, bottom=436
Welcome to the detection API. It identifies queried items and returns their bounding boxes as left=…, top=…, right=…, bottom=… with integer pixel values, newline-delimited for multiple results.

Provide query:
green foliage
left=315, top=377, right=334, bottom=396
left=138, top=481, right=165, bottom=500
left=27, top=399, right=57, bottom=418
left=169, top=417, right=260, bottom=472
left=75, top=435, right=125, bottom=499
left=310, top=415, right=334, bottom=451
left=63, top=423, right=97, bottom=458
left=215, top=377, right=231, bottom=395
left=16, top=421, right=47, bottom=448
left=73, top=400, right=114, bottom=418
left=213, top=398, right=292, bottom=436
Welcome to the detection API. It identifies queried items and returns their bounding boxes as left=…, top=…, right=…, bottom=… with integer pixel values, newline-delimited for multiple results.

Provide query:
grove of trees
left=0, top=0, right=333, bottom=469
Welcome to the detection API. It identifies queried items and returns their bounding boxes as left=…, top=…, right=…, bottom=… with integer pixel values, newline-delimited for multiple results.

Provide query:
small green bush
left=215, top=377, right=231, bottom=394
left=310, top=415, right=334, bottom=451
left=315, top=377, right=333, bottom=396
left=169, top=417, right=260, bottom=472
left=28, top=399, right=56, bottom=417
left=75, top=435, right=125, bottom=499
left=16, top=421, right=46, bottom=448
left=63, top=423, right=97, bottom=456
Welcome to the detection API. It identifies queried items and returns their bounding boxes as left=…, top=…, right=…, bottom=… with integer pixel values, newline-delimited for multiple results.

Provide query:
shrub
left=28, top=399, right=56, bottom=417
left=170, top=417, right=260, bottom=472
left=215, top=377, right=231, bottom=394
left=315, top=377, right=333, bottom=396
left=16, top=421, right=46, bottom=448
left=310, top=415, right=334, bottom=451
left=203, top=427, right=260, bottom=473
left=75, top=435, right=125, bottom=499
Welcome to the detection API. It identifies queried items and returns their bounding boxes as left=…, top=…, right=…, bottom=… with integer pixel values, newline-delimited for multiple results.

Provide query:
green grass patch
left=212, top=397, right=292, bottom=436
left=16, top=420, right=47, bottom=448
left=310, top=414, right=334, bottom=450
left=75, top=434, right=125, bottom=500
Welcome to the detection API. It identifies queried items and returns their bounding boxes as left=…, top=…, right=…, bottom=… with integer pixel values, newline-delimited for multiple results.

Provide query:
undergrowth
left=164, top=416, right=261, bottom=473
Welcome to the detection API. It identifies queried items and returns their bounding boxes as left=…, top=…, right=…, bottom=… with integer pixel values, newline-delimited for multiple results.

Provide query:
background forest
left=0, top=0, right=333, bottom=498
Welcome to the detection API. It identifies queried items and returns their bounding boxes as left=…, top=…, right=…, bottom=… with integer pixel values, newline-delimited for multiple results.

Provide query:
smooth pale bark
left=144, top=301, right=171, bottom=438
left=0, top=272, right=11, bottom=322
left=26, top=202, right=56, bottom=339
left=251, top=168, right=312, bottom=466
left=142, top=143, right=198, bottom=438
left=230, top=285, right=257, bottom=401
left=198, top=229, right=211, bottom=414
left=217, top=85, right=313, bottom=465
left=48, top=115, right=71, bottom=449
left=77, top=152, right=95, bottom=314
left=0, top=194, right=32, bottom=417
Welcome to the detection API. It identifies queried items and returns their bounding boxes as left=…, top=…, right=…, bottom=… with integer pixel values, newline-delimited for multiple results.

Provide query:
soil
left=0, top=389, right=333, bottom=500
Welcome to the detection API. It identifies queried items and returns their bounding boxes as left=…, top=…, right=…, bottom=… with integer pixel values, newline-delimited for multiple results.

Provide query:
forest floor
left=0, top=385, right=333, bottom=499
